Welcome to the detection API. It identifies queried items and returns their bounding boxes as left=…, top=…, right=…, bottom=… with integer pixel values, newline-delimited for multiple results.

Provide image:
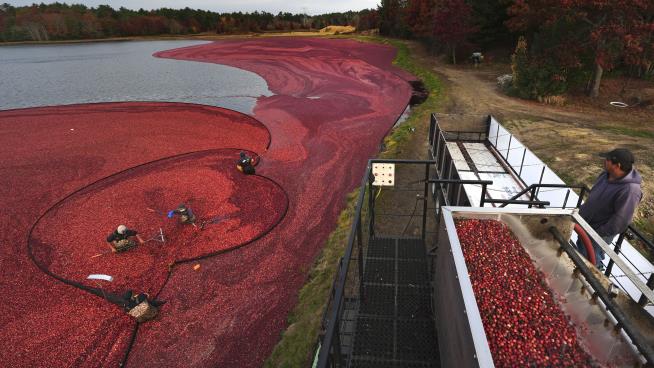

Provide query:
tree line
left=0, top=3, right=378, bottom=41
left=378, top=0, right=654, bottom=98
left=3, top=1, right=652, bottom=99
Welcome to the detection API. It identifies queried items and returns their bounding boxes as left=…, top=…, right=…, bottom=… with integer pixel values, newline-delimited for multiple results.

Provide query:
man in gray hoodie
left=577, top=148, right=643, bottom=269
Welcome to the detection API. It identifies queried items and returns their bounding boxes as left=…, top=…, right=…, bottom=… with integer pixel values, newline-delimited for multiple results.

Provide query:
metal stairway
left=349, top=237, right=439, bottom=367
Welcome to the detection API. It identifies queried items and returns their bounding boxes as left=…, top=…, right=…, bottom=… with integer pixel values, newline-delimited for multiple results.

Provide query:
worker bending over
left=122, top=290, right=162, bottom=323
left=236, top=151, right=256, bottom=175
left=106, top=225, right=143, bottom=253
left=168, top=203, right=196, bottom=225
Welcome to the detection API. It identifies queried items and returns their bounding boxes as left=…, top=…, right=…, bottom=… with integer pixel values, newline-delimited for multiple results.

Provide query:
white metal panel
left=463, top=142, right=503, bottom=171
left=488, top=117, right=654, bottom=306
left=446, top=142, right=471, bottom=171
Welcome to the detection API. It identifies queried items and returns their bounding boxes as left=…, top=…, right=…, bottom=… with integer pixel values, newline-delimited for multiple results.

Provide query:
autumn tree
left=432, top=0, right=477, bottom=64
left=507, top=0, right=654, bottom=97
left=0, top=3, right=378, bottom=41
left=404, top=0, right=434, bottom=39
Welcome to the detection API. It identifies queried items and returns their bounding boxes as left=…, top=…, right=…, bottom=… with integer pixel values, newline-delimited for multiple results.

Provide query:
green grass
left=351, top=37, right=444, bottom=157
left=597, top=125, right=654, bottom=139
left=263, top=36, right=445, bottom=367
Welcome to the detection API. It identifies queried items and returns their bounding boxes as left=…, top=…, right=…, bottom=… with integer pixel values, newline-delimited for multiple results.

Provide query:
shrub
left=510, top=36, right=569, bottom=100
left=496, top=74, right=513, bottom=91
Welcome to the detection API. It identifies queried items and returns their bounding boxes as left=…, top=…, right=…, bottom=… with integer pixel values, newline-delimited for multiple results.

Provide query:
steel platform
left=349, top=237, right=439, bottom=368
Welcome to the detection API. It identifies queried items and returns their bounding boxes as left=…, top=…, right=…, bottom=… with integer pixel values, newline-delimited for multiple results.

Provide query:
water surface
left=0, top=40, right=272, bottom=113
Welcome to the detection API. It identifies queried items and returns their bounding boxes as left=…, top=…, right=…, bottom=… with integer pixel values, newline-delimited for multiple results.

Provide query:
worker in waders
left=106, top=225, right=143, bottom=253
left=168, top=203, right=196, bottom=225
left=236, top=151, right=255, bottom=175
left=122, top=290, right=162, bottom=323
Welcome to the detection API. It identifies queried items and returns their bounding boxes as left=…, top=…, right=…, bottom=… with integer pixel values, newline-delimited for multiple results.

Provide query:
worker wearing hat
left=106, top=225, right=144, bottom=253
left=168, top=203, right=196, bottom=225
left=577, top=148, right=642, bottom=269
left=236, top=151, right=256, bottom=175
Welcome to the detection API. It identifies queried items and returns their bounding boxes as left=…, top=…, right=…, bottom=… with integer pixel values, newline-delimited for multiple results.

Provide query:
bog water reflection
left=0, top=40, right=272, bottom=113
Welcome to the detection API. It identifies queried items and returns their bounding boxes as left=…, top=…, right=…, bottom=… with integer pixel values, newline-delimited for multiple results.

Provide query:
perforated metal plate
left=372, top=163, right=395, bottom=186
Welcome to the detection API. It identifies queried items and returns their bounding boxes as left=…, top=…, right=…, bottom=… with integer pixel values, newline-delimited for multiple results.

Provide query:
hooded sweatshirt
left=579, top=169, right=642, bottom=237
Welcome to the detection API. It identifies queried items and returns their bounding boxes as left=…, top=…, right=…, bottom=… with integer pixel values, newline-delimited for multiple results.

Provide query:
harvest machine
left=315, top=114, right=654, bottom=367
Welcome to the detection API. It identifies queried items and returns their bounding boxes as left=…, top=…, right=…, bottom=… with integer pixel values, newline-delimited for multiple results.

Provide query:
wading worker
left=168, top=203, right=196, bottom=225
left=576, top=148, right=642, bottom=269
left=236, top=151, right=256, bottom=175
left=122, top=290, right=161, bottom=323
left=106, top=225, right=143, bottom=253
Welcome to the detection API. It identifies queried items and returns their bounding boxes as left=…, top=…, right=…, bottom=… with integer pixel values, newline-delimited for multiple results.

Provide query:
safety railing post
left=518, top=148, right=527, bottom=177
left=357, top=219, right=364, bottom=301
left=480, top=184, right=487, bottom=207
left=434, top=127, right=441, bottom=162
left=428, top=114, right=435, bottom=146
left=605, top=232, right=625, bottom=277
left=562, top=189, right=570, bottom=209
left=447, top=159, right=454, bottom=203
left=455, top=184, right=462, bottom=206
left=422, top=163, right=429, bottom=241
left=537, top=165, right=547, bottom=190
left=368, top=169, right=375, bottom=239
left=332, top=310, right=343, bottom=367
left=639, top=274, right=654, bottom=307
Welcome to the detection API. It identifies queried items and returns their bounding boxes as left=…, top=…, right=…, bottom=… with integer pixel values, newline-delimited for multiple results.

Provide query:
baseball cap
left=599, top=148, right=635, bottom=168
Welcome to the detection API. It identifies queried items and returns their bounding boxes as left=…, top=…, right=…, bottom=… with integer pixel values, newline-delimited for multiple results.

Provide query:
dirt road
left=409, top=42, right=654, bottom=236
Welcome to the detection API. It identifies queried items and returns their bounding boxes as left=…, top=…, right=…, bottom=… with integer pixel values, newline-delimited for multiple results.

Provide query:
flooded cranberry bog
left=0, top=38, right=414, bottom=367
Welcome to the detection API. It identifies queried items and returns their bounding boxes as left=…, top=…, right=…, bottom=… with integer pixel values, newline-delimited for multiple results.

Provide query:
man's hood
left=615, top=168, right=642, bottom=185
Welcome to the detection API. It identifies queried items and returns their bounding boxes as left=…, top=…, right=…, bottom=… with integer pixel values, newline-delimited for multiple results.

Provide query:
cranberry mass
left=456, top=219, right=595, bottom=367
left=0, top=38, right=413, bottom=367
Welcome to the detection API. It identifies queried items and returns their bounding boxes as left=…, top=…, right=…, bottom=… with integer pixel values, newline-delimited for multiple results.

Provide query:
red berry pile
left=1, top=37, right=414, bottom=368
left=456, top=219, right=595, bottom=367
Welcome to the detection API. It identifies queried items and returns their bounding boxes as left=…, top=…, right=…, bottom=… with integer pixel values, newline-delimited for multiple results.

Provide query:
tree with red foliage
left=404, top=0, right=434, bottom=39
left=432, top=0, right=476, bottom=64
left=507, top=0, right=654, bottom=97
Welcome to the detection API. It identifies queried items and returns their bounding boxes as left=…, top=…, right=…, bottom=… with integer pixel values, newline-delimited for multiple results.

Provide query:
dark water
left=0, top=40, right=272, bottom=113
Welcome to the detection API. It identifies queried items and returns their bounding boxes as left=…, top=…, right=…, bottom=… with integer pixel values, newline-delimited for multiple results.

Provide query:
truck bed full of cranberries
left=456, top=219, right=595, bottom=367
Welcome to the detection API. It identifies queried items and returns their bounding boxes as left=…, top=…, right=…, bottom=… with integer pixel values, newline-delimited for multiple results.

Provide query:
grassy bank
left=263, top=36, right=444, bottom=367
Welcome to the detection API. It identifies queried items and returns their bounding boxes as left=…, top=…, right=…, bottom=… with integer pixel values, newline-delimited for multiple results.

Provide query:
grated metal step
left=366, top=237, right=396, bottom=259
left=349, top=238, right=440, bottom=368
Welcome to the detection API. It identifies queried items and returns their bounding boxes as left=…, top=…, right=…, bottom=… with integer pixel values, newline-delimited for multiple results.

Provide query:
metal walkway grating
left=350, top=238, right=439, bottom=368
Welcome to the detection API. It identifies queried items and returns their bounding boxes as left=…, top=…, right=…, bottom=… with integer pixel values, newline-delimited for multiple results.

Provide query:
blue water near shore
left=0, top=40, right=272, bottom=113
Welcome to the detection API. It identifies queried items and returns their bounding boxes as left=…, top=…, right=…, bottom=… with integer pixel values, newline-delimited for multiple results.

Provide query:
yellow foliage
left=319, top=25, right=356, bottom=35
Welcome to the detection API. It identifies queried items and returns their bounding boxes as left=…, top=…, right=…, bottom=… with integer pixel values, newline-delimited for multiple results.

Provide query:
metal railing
left=315, top=158, right=438, bottom=367
left=318, top=113, right=654, bottom=366
left=499, top=183, right=586, bottom=209
left=499, top=182, right=654, bottom=305
left=430, top=112, right=654, bottom=306
left=550, top=227, right=654, bottom=363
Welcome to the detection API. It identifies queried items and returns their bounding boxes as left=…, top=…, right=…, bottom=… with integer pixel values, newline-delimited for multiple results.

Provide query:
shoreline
left=0, top=31, right=336, bottom=46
